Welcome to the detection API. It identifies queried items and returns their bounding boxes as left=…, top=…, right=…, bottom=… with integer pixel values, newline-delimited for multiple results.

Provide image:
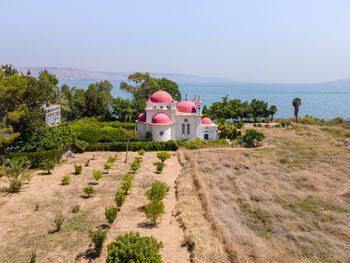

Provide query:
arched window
left=187, top=123, right=190, bottom=134
left=182, top=123, right=185, bottom=134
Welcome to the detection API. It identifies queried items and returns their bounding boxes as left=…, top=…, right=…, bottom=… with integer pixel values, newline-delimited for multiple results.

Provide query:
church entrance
left=204, top=134, right=209, bottom=140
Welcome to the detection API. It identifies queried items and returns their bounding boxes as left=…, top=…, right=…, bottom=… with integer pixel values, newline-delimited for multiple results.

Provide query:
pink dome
left=150, top=91, right=174, bottom=103
left=176, top=100, right=196, bottom=113
left=151, top=113, right=171, bottom=124
left=201, top=117, right=213, bottom=125
left=137, top=112, right=146, bottom=122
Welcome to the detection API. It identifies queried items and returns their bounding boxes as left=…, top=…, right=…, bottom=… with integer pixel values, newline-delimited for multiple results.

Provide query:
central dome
left=176, top=100, right=196, bottom=113
left=151, top=113, right=171, bottom=124
left=149, top=91, right=174, bottom=103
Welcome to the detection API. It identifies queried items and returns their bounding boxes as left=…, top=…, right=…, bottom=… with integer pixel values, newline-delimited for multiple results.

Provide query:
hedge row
left=10, top=148, right=63, bottom=168
left=86, top=141, right=179, bottom=152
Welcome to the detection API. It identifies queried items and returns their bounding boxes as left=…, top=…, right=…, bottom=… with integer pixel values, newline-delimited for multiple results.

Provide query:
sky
left=1, top=0, right=350, bottom=83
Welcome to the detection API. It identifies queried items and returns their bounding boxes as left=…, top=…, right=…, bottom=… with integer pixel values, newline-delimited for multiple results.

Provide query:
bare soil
left=0, top=151, right=189, bottom=263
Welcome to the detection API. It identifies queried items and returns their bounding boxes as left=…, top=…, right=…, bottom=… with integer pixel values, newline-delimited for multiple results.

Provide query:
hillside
left=16, top=66, right=230, bottom=83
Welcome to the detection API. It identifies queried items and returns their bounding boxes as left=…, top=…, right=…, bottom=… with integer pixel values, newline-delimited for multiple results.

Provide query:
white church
left=136, top=91, right=220, bottom=141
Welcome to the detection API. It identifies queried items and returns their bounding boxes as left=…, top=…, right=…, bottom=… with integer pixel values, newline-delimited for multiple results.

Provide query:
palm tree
left=268, top=105, right=277, bottom=122
left=292, top=98, right=302, bottom=123
left=4, top=159, right=31, bottom=193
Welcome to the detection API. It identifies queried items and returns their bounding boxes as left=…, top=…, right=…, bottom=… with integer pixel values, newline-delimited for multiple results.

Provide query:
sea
left=60, top=80, right=350, bottom=120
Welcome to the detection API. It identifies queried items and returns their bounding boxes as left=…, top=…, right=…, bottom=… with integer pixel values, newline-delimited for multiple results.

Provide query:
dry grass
left=177, top=124, right=350, bottom=263
left=0, top=152, right=133, bottom=262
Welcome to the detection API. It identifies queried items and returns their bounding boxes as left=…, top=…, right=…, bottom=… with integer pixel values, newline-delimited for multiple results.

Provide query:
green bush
left=114, top=190, right=126, bottom=208
left=89, top=227, right=108, bottom=257
left=107, top=156, right=116, bottom=163
left=105, top=205, right=118, bottom=225
left=93, top=170, right=103, bottom=183
left=54, top=212, right=64, bottom=232
left=145, top=131, right=152, bottom=141
left=73, top=139, right=89, bottom=153
left=145, top=181, right=170, bottom=202
left=144, top=200, right=165, bottom=225
left=3, top=159, right=31, bottom=193
left=243, top=129, right=265, bottom=147
left=218, top=122, right=242, bottom=140
left=104, top=162, right=112, bottom=170
left=86, top=141, right=178, bottom=152
left=106, top=232, right=163, bottom=263
left=156, top=152, right=171, bottom=165
left=156, top=162, right=164, bottom=173
left=74, top=164, right=82, bottom=175
left=10, top=148, right=63, bottom=168
left=40, top=159, right=55, bottom=174
left=85, top=160, right=90, bottom=167
left=83, top=185, right=96, bottom=197
left=61, top=175, right=71, bottom=185
left=121, top=180, right=132, bottom=195
left=134, top=156, right=142, bottom=164
left=180, top=138, right=228, bottom=150
left=138, top=149, right=145, bottom=156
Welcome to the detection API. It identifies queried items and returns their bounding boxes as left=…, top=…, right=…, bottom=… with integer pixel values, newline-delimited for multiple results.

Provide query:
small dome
left=137, top=112, right=146, bottom=122
left=151, top=113, right=171, bottom=124
left=201, top=117, right=213, bottom=125
left=216, top=128, right=221, bottom=132
left=150, top=91, right=174, bottom=103
left=176, top=100, right=196, bottom=113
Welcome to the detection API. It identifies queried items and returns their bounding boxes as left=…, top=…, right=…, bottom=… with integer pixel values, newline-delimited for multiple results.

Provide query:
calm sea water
left=60, top=80, right=350, bottom=120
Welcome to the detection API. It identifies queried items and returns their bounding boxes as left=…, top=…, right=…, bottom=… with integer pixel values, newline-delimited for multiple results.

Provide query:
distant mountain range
left=321, top=78, right=350, bottom=85
left=16, top=66, right=231, bottom=83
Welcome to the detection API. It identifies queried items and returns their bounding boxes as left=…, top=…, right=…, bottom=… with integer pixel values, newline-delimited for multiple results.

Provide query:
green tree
left=84, top=80, right=114, bottom=120
left=120, top=73, right=181, bottom=113
left=112, top=97, right=137, bottom=122
left=268, top=105, right=278, bottom=122
left=250, top=99, right=269, bottom=122
left=293, top=98, right=302, bottom=123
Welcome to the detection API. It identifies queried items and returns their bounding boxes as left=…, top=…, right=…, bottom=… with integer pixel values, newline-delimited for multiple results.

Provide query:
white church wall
left=152, top=125, right=172, bottom=141
left=175, top=115, right=199, bottom=140
left=137, top=123, right=146, bottom=140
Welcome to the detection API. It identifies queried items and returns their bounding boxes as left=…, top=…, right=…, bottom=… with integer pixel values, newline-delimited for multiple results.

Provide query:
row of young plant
left=88, top=155, right=142, bottom=257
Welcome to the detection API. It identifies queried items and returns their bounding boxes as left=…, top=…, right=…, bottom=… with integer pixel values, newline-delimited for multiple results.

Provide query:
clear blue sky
left=1, top=0, right=350, bottom=83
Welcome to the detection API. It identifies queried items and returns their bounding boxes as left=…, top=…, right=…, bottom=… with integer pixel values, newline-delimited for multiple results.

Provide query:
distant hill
left=16, top=66, right=231, bottom=83
left=321, top=78, right=350, bottom=85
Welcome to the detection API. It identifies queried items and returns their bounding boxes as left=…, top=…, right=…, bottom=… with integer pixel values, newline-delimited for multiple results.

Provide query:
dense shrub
left=104, top=162, right=112, bottom=171
left=93, top=170, right=103, bottom=183
left=145, top=131, right=152, bottom=141
left=114, top=190, right=126, bottom=208
left=3, top=159, right=31, bottom=193
left=89, top=227, right=108, bottom=257
left=106, top=232, right=163, bottom=263
left=105, top=205, right=118, bottom=225
left=107, top=156, right=116, bottom=163
left=74, top=164, right=82, bottom=175
left=243, top=129, right=265, bottom=147
left=144, top=200, right=165, bottom=225
left=10, top=148, right=63, bottom=168
left=138, top=149, right=145, bottom=156
left=86, top=141, right=178, bottom=152
left=61, top=175, right=71, bottom=185
left=83, top=185, right=96, bottom=197
left=180, top=138, right=228, bottom=150
left=121, top=180, right=132, bottom=195
left=156, top=162, right=164, bottom=173
left=218, top=122, right=242, bottom=140
left=156, top=152, right=171, bottom=165
left=41, top=160, right=55, bottom=174
left=85, top=160, right=90, bottom=167
left=54, top=212, right=64, bottom=232
left=130, top=162, right=140, bottom=173
left=145, top=181, right=170, bottom=202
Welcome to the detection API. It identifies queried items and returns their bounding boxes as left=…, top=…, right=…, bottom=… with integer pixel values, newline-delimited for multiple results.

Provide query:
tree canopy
left=120, top=73, right=182, bottom=113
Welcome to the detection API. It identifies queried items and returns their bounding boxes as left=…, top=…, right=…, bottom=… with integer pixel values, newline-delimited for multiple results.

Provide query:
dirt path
left=99, top=152, right=190, bottom=263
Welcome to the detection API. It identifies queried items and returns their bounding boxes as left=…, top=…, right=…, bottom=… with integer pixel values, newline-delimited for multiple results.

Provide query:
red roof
left=176, top=100, right=196, bottom=113
left=201, top=117, right=212, bottom=125
left=149, top=91, right=174, bottom=103
left=151, top=113, right=171, bottom=124
left=137, top=112, right=146, bottom=122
